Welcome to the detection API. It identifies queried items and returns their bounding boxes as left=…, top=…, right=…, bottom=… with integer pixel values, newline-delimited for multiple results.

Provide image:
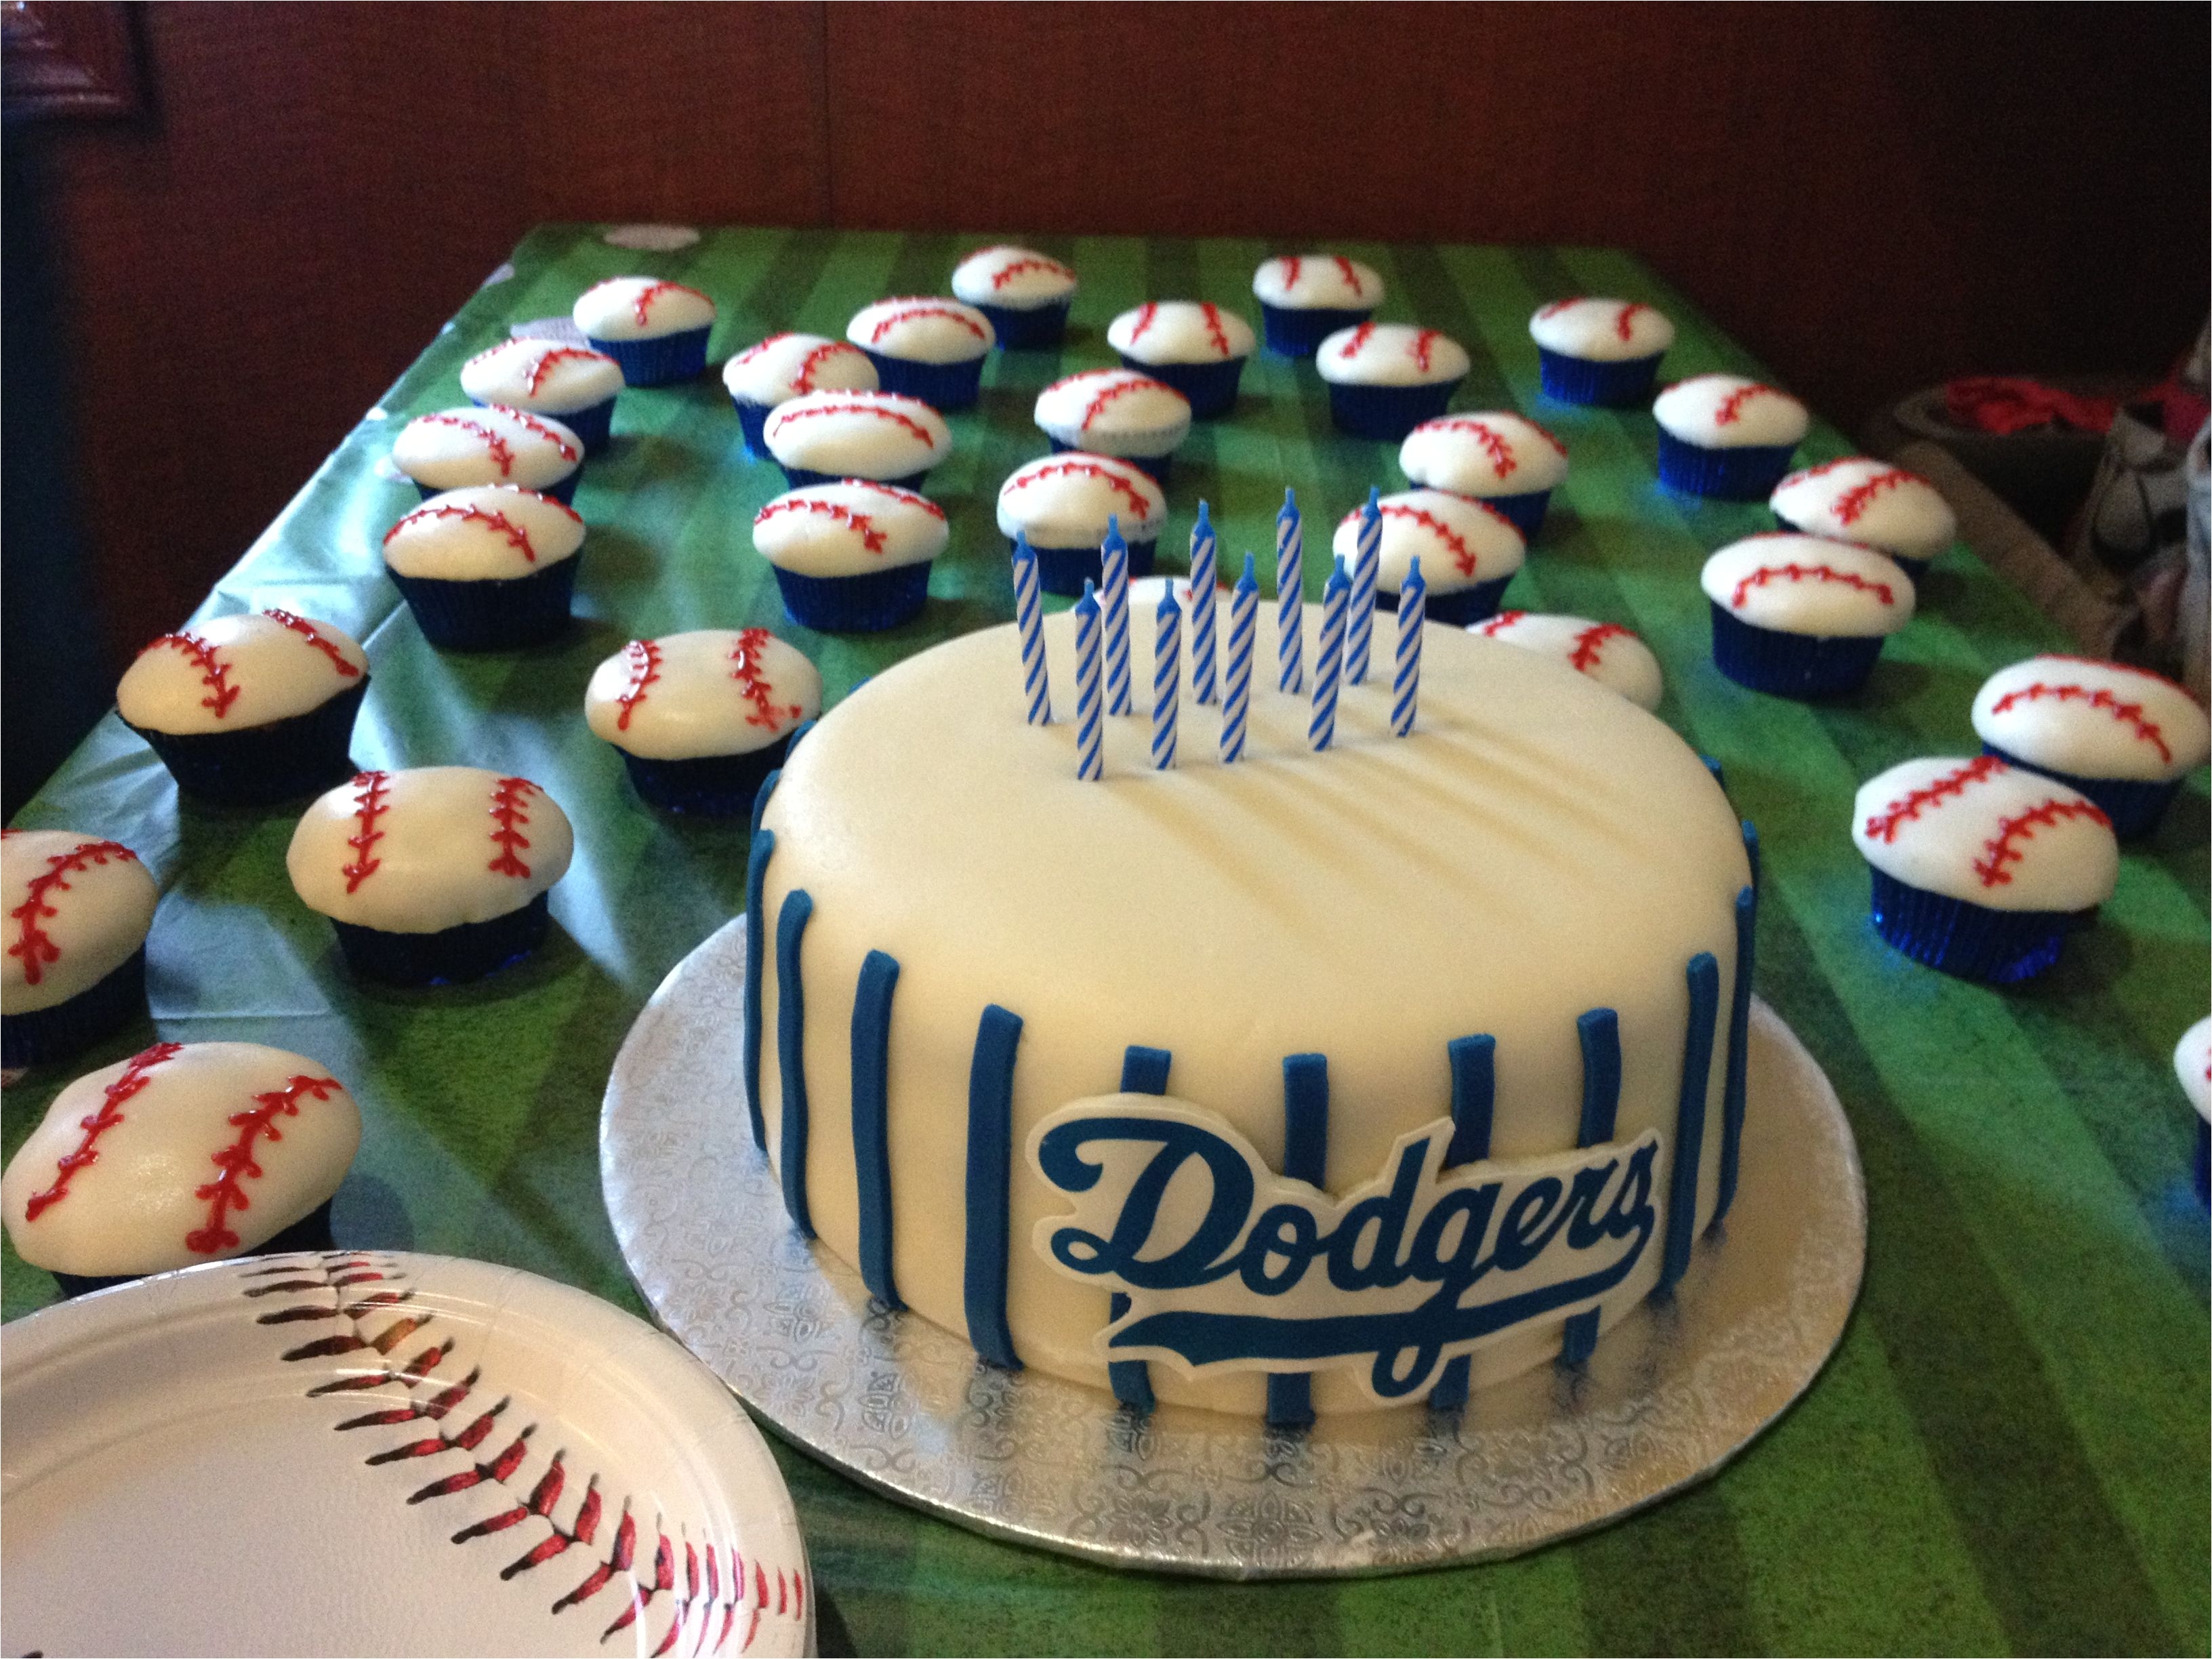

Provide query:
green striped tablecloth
left=5, top=226, right=2205, bottom=1656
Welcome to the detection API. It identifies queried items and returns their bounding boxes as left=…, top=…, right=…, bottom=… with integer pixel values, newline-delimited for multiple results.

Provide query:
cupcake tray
left=601, top=917, right=1866, bottom=1579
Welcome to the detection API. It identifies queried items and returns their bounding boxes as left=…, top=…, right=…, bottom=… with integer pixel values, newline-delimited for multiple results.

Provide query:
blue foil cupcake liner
left=776, top=463, right=933, bottom=493
left=1475, top=488, right=1553, bottom=541
left=1537, top=349, right=1664, bottom=408
left=1259, top=303, right=1374, bottom=356
left=1710, top=602, right=1885, bottom=699
left=772, top=560, right=933, bottom=632
left=49, top=1200, right=338, bottom=1299
left=333, top=891, right=551, bottom=986
left=1866, top=867, right=2077, bottom=984
left=413, top=470, right=579, bottom=507
left=1979, top=742, right=2181, bottom=840
left=586, top=326, right=710, bottom=387
left=976, top=300, right=1071, bottom=350
left=389, top=560, right=578, bottom=651
left=1118, top=353, right=1246, bottom=420
left=0, top=947, right=148, bottom=1070
left=733, top=397, right=775, bottom=459
left=1328, top=379, right=1465, bottom=443
left=1021, top=537, right=1159, bottom=598
left=126, top=677, right=369, bottom=806
left=1048, top=437, right=1175, bottom=487
left=1772, top=510, right=1931, bottom=586
left=859, top=350, right=985, bottom=411
left=472, top=394, right=615, bottom=455
left=618, top=736, right=792, bottom=817
left=1377, top=575, right=1514, bottom=628
left=1658, top=432, right=1797, bottom=501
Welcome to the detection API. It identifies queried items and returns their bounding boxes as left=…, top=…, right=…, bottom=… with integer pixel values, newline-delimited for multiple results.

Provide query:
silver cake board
left=600, top=917, right=1866, bottom=1579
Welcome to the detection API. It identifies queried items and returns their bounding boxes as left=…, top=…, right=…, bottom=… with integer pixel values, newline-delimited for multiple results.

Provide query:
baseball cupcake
left=1654, top=375, right=1809, bottom=500
left=722, top=333, right=878, bottom=457
left=762, top=390, right=949, bottom=491
left=846, top=297, right=994, bottom=409
left=1399, top=412, right=1570, bottom=539
left=1970, top=655, right=2211, bottom=838
left=1331, top=489, right=1524, bottom=625
left=1106, top=301, right=1256, bottom=418
left=951, top=245, right=1078, bottom=349
left=1251, top=253, right=1382, bottom=355
left=752, top=480, right=947, bottom=632
left=380, top=486, right=586, bottom=651
left=1, top=830, right=157, bottom=1070
left=1528, top=298, right=1676, bottom=407
left=391, top=406, right=583, bottom=505
left=1771, top=458, right=1957, bottom=583
left=2176, top=1017, right=2210, bottom=1200
left=586, top=628, right=822, bottom=815
left=117, top=611, right=370, bottom=804
left=996, top=455, right=1168, bottom=596
left=459, top=338, right=625, bottom=453
left=572, top=276, right=716, bottom=386
left=1700, top=533, right=1912, bottom=698
left=1317, top=324, right=1472, bottom=442
left=1033, top=369, right=1193, bottom=484
left=1471, top=612, right=1664, bottom=710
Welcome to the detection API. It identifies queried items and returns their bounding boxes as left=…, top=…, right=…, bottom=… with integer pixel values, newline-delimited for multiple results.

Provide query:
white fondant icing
left=1970, top=655, right=2210, bottom=783
left=1471, top=612, right=1664, bottom=711
left=380, top=486, right=586, bottom=581
left=585, top=630, right=823, bottom=762
left=1316, top=323, right=1472, bottom=388
left=846, top=297, right=995, bottom=364
left=1852, top=756, right=2118, bottom=912
left=459, top=339, right=624, bottom=415
left=1769, top=458, right=1956, bottom=564
left=1033, top=370, right=1192, bottom=459
left=0, top=831, right=157, bottom=1015
left=1105, top=302, right=1256, bottom=365
left=1251, top=254, right=1384, bottom=310
left=391, top=406, right=582, bottom=495
left=995, top=455, right=1168, bottom=548
left=1399, top=413, right=1570, bottom=497
left=752, top=481, right=949, bottom=577
left=1700, top=535, right=1913, bottom=637
left=287, top=765, right=574, bottom=934
left=1653, top=375, right=1809, bottom=449
left=1329, top=489, right=1525, bottom=596
left=117, top=611, right=367, bottom=735
left=572, top=276, right=716, bottom=342
left=1528, top=298, right=1676, bottom=362
left=950, top=246, right=1078, bottom=308
left=763, top=391, right=949, bottom=480
left=2175, top=1017, right=2211, bottom=1122
left=722, top=333, right=878, bottom=407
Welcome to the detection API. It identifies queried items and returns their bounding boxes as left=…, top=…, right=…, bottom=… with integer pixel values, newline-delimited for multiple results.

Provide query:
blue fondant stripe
left=741, top=827, right=776, bottom=1152
left=1120, top=1044, right=1172, bottom=1096
left=1660, top=953, right=1722, bottom=1295
left=785, top=717, right=817, bottom=753
left=1431, top=1031, right=1498, bottom=1412
left=1559, top=1007, right=1622, bottom=1367
left=775, top=889, right=815, bottom=1237
left=850, top=949, right=901, bottom=1308
left=1269, top=1053, right=1330, bottom=1427
left=1712, top=877, right=1759, bottom=1229
left=1702, top=754, right=1726, bottom=793
left=1109, top=1043, right=1172, bottom=1411
left=964, top=1004, right=1023, bottom=1370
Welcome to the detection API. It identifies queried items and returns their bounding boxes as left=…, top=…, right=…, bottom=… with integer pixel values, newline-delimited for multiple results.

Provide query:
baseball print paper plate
left=0, top=1251, right=813, bottom=1658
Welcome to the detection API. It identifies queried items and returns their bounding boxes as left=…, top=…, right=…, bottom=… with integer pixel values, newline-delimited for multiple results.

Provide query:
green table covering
left=5, top=226, right=2206, bottom=1657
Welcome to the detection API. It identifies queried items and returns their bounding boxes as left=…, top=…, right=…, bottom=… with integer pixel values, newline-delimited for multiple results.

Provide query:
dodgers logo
left=1028, top=1097, right=1660, bottom=1402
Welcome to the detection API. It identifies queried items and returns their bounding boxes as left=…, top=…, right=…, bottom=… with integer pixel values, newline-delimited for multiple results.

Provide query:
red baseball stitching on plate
left=837, top=478, right=946, bottom=520
left=416, top=415, right=516, bottom=476
left=1986, top=680, right=2173, bottom=764
left=383, top=504, right=540, bottom=562
left=342, top=771, right=390, bottom=894
left=788, top=340, right=862, bottom=393
left=769, top=399, right=938, bottom=449
left=1473, top=610, right=1525, bottom=638
left=731, top=628, right=804, bottom=733
left=615, top=640, right=662, bottom=732
left=1570, top=621, right=1633, bottom=672
left=1861, top=754, right=2007, bottom=842
left=1713, top=383, right=1785, bottom=426
left=752, top=497, right=887, bottom=553
left=1973, top=796, right=2111, bottom=887
left=262, top=610, right=363, bottom=677
left=1333, top=255, right=1365, bottom=298
left=7, top=838, right=142, bottom=989
left=144, top=632, right=241, bottom=718
left=1004, top=458, right=1155, bottom=521
left=1729, top=562, right=1896, bottom=610
left=1336, top=321, right=1376, bottom=361
left=865, top=300, right=987, bottom=345
left=629, top=281, right=710, bottom=329
left=186, top=1071, right=347, bottom=1254
left=487, top=777, right=539, bottom=879
left=987, top=254, right=1073, bottom=289
left=22, top=1041, right=180, bottom=1220
left=1828, top=467, right=1915, bottom=526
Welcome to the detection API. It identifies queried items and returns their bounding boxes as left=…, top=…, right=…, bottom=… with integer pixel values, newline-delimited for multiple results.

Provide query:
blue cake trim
left=1428, top=1032, right=1499, bottom=1412
left=1712, top=869, right=1760, bottom=1230
left=775, top=890, right=815, bottom=1237
left=1660, top=954, right=1722, bottom=1295
left=741, top=827, right=775, bottom=1152
left=1267, top=1052, right=1331, bottom=1427
left=1108, top=1042, right=1174, bottom=1412
left=1559, top=1008, right=1622, bottom=1367
left=964, top=1004, right=1024, bottom=1370
left=851, top=949, right=902, bottom=1308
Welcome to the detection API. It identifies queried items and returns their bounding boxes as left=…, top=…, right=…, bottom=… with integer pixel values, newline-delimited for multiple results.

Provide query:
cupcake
left=571, top=276, right=716, bottom=386
left=763, top=390, right=950, bottom=491
left=586, top=628, right=823, bottom=814
left=117, top=610, right=370, bottom=803
left=752, top=480, right=947, bottom=632
left=950, top=245, right=1078, bottom=350
left=1770, top=458, right=1957, bottom=583
left=1330, top=489, right=1523, bottom=626
left=1, top=831, right=157, bottom=1071
left=1317, top=324, right=1472, bottom=442
left=846, top=297, right=994, bottom=409
left=1033, top=369, right=1192, bottom=485
left=1852, top=754, right=2117, bottom=983
left=287, top=766, right=575, bottom=986
left=1398, top=412, right=1570, bottom=539
left=1250, top=253, right=1382, bottom=356
left=459, top=338, right=624, bottom=453
left=380, top=485, right=587, bottom=651
left=0, top=1040, right=360, bottom=1296
left=1970, top=655, right=2211, bottom=838
left=722, top=333, right=878, bottom=458
left=1527, top=298, right=1676, bottom=407
left=1653, top=375, right=1809, bottom=500
left=391, top=405, right=583, bottom=505
left=996, top=455, right=1168, bottom=596
left=2175, top=1017, right=2209, bottom=1200
left=1105, top=301, right=1256, bottom=419
left=1470, top=611, right=1664, bottom=710
left=1701, top=533, right=1912, bottom=698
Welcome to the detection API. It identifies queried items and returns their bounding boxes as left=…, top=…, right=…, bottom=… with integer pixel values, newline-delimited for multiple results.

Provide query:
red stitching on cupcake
left=22, top=1040, right=181, bottom=1219
left=491, top=407, right=581, bottom=462
left=1458, top=418, right=1516, bottom=477
left=1714, top=384, right=1786, bottom=426
left=1410, top=329, right=1442, bottom=373
left=1862, top=755, right=2007, bottom=842
left=1829, top=468, right=1915, bottom=526
left=1473, top=611, right=1525, bottom=637
left=1729, top=562, right=1896, bottom=610
left=9, top=840, right=142, bottom=987
left=1200, top=302, right=1231, bottom=356
left=520, top=348, right=609, bottom=397
left=417, top=415, right=516, bottom=476
left=629, top=281, right=710, bottom=329
left=1279, top=256, right=1302, bottom=293
left=1004, top=458, right=1155, bottom=520
left=1535, top=296, right=1582, bottom=321
left=615, top=640, right=661, bottom=732
left=262, top=611, right=363, bottom=677
left=487, top=778, right=539, bottom=879
left=1987, top=681, right=2172, bottom=763
left=769, top=399, right=939, bottom=449
left=1382, top=503, right=1475, bottom=577
left=838, top=478, right=945, bottom=519
left=342, top=771, right=390, bottom=893
left=2034, top=653, right=2188, bottom=691
left=1126, top=303, right=1158, bottom=344
left=753, top=497, right=888, bottom=553
left=383, top=504, right=540, bottom=564
left=1335, top=322, right=1376, bottom=361
left=144, top=632, right=241, bottom=718
left=1614, top=302, right=1649, bottom=342
left=728, top=333, right=792, bottom=367
left=186, top=1071, right=347, bottom=1254
left=731, top=629, right=804, bottom=733
left=1333, top=256, right=1365, bottom=298
left=865, top=300, right=987, bottom=344
left=1075, top=372, right=1161, bottom=430
left=987, top=254, right=1073, bottom=289
left=1973, top=796, right=2111, bottom=887
left=1570, top=622, right=1633, bottom=672
left=790, top=340, right=863, bottom=392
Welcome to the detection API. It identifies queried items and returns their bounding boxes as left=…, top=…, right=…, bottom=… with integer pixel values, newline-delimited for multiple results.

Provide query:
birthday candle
left=1275, top=487, right=1304, bottom=694
left=1074, top=579, right=1105, bottom=781
left=1347, top=485, right=1382, bottom=684
left=1011, top=533, right=1051, bottom=725
left=1189, top=501, right=1218, bottom=705
left=1223, top=553, right=1258, bottom=764
left=1310, top=556, right=1350, bottom=752
left=1151, top=588, right=1181, bottom=771
left=1393, top=556, right=1426, bottom=737
left=1101, top=515, right=1132, bottom=717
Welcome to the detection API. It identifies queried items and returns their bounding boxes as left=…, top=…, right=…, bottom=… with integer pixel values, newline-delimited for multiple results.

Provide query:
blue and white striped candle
left=1010, top=532, right=1050, bottom=725
left=1101, top=515, right=1132, bottom=717
left=1311, top=556, right=1350, bottom=752
left=1074, top=579, right=1105, bottom=780
left=1223, top=553, right=1258, bottom=764
left=1393, top=556, right=1426, bottom=737
left=1347, top=485, right=1382, bottom=684
left=1275, top=488, right=1304, bottom=695
left=1151, top=587, right=1181, bottom=770
left=1189, top=501, right=1218, bottom=705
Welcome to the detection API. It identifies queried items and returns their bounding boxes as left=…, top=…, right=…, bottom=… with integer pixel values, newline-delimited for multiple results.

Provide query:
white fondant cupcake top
left=2175, top=1017, right=2211, bottom=1122
left=763, top=390, right=950, bottom=480
left=1033, top=369, right=1192, bottom=459
left=0, top=1040, right=360, bottom=1275
left=118, top=610, right=367, bottom=735
left=1251, top=254, right=1384, bottom=311
left=459, top=339, right=624, bottom=415
left=572, top=276, right=716, bottom=342
left=846, top=297, right=995, bottom=364
left=721, top=333, right=878, bottom=407
left=1470, top=611, right=1664, bottom=711
left=585, top=628, right=823, bottom=762
left=1106, top=302, right=1257, bottom=365
left=996, top=455, right=1169, bottom=548
left=1700, top=534, right=1913, bottom=638
left=1330, top=489, right=1525, bottom=596
left=1399, top=412, right=1570, bottom=496
left=0, top=830, right=157, bottom=1015
left=1852, top=754, right=2117, bottom=912
left=287, top=765, right=574, bottom=934
left=392, top=406, right=582, bottom=495
left=1970, top=655, right=2211, bottom=784
left=950, top=246, right=1078, bottom=308
left=1771, top=458, right=1957, bottom=563
left=1528, top=298, right=1677, bottom=362
left=752, top=480, right=949, bottom=577
left=1317, top=323, right=1472, bottom=388
left=1654, top=375, right=1809, bottom=449
left=381, top=486, right=586, bottom=580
